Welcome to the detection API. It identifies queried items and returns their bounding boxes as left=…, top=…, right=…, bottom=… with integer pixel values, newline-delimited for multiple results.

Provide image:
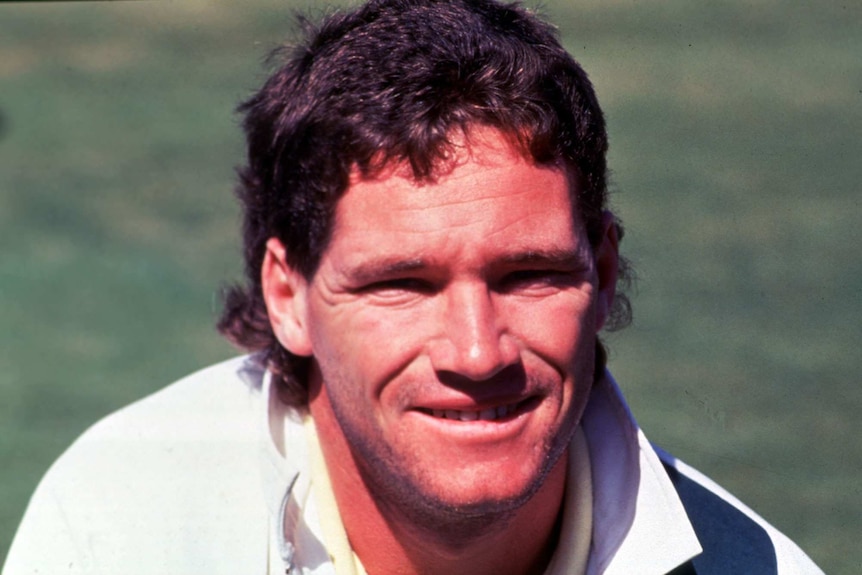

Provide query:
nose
left=428, top=283, right=519, bottom=380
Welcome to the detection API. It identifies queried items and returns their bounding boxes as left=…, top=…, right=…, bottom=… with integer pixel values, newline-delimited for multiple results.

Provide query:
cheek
left=505, top=292, right=598, bottom=363
left=308, top=304, right=428, bottom=402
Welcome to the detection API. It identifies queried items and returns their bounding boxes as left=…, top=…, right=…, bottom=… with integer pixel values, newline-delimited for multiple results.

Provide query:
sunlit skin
left=263, top=129, right=619, bottom=575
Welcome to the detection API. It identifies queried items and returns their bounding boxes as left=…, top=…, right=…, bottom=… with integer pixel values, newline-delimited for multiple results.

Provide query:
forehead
left=322, top=130, right=588, bottom=270
left=341, top=129, right=578, bottom=225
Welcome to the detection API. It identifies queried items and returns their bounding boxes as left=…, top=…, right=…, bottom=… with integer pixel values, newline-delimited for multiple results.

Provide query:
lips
left=415, top=397, right=535, bottom=423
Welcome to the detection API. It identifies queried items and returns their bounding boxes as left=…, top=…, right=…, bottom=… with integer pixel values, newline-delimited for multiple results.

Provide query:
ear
left=594, top=210, right=620, bottom=331
left=261, top=238, right=313, bottom=357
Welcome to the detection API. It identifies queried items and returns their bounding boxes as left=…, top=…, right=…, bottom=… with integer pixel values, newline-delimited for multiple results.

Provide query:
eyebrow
left=344, top=258, right=430, bottom=284
left=497, top=248, right=592, bottom=269
left=344, top=248, right=592, bottom=284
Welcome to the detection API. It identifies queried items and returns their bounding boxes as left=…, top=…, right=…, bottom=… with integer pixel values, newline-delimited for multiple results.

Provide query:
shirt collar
left=257, top=363, right=703, bottom=575
left=258, top=367, right=334, bottom=574
left=582, top=372, right=702, bottom=575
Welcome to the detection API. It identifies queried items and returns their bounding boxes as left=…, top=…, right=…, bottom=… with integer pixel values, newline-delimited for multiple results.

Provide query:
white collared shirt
left=3, top=356, right=823, bottom=575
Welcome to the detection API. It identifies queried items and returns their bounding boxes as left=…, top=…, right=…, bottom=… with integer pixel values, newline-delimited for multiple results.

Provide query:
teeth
left=430, top=403, right=518, bottom=421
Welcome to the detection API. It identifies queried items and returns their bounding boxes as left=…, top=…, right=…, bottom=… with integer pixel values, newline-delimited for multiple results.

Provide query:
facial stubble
left=323, top=373, right=583, bottom=547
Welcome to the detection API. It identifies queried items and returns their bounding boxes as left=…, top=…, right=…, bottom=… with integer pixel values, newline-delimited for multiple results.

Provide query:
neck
left=355, top=460, right=568, bottom=575
left=312, top=407, right=568, bottom=575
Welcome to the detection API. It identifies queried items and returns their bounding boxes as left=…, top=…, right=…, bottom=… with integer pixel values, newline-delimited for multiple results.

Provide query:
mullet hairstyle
left=219, top=0, right=632, bottom=407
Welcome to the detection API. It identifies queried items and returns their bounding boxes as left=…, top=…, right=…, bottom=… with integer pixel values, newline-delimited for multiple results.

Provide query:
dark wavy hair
left=218, top=0, right=631, bottom=406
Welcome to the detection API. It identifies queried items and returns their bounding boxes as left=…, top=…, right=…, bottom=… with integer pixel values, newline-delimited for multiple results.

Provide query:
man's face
left=268, top=130, right=617, bottom=522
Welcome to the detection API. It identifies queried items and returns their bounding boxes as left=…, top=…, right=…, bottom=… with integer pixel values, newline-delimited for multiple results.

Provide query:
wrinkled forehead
left=319, top=133, right=591, bottom=287
left=345, top=126, right=582, bottom=215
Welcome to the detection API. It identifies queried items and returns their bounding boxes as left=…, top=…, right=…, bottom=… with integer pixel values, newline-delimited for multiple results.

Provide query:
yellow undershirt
left=305, top=417, right=368, bottom=575
left=544, top=425, right=593, bottom=575
left=304, top=418, right=592, bottom=575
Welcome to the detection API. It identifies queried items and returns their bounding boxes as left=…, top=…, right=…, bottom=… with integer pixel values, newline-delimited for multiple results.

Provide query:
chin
left=358, top=444, right=564, bottom=534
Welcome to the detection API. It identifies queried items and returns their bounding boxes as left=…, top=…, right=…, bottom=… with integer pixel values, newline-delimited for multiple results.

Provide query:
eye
left=369, top=278, right=431, bottom=292
left=357, top=278, right=436, bottom=300
left=498, top=269, right=579, bottom=293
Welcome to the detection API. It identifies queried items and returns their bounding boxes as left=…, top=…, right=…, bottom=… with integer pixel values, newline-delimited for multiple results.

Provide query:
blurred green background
left=0, top=0, right=859, bottom=572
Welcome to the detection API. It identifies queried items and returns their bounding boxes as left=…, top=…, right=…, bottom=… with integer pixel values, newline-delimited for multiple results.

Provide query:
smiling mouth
left=416, top=398, right=535, bottom=422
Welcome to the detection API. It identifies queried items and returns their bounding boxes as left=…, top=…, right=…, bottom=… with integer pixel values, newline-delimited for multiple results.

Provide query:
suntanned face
left=265, top=129, right=618, bottom=531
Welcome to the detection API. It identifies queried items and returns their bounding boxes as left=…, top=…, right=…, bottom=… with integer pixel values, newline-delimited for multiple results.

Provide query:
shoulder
left=43, top=354, right=268, bottom=509
left=656, top=447, right=824, bottom=575
left=50, top=355, right=266, bottom=475
left=4, top=356, right=270, bottom=575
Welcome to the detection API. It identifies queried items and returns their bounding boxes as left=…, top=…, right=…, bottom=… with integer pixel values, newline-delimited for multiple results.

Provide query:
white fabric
left=3, top=356, right=824, bottom=575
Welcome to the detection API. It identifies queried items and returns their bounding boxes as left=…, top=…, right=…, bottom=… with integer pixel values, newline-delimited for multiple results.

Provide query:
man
left=4, top=0, right=824, bottom=574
